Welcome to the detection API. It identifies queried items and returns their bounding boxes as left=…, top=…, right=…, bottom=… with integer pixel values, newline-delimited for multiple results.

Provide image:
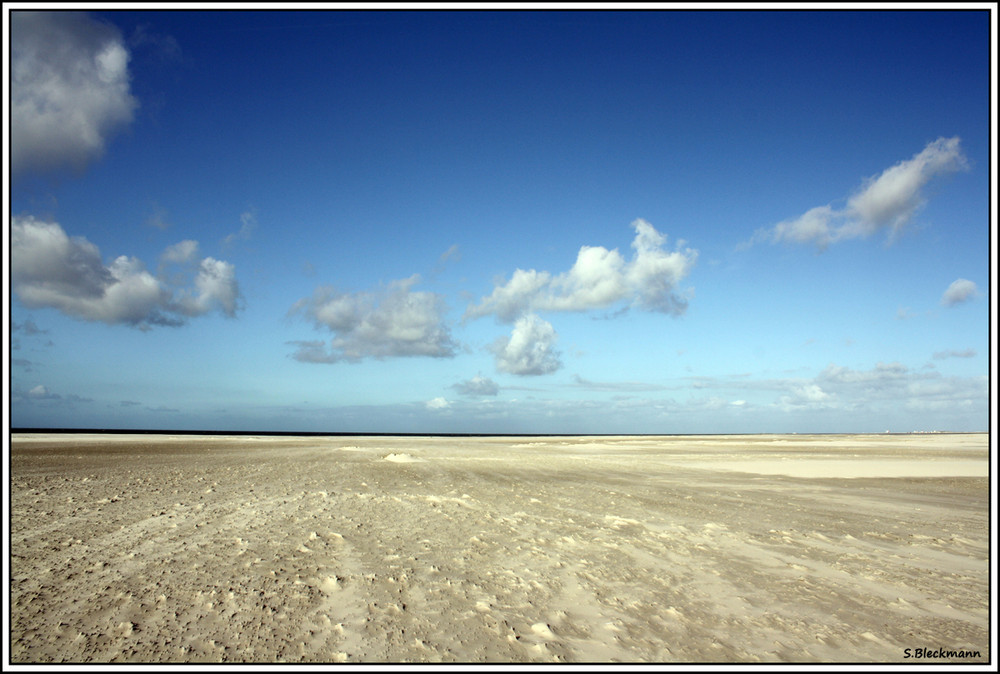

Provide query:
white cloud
left=426, top=397, right=451, bottom=410
left=941, top=278, right=978, bottom=306
left=468, top=268, right=553, bottom=323
left=627, top=219, right=698, bottom=313
left=28, top=384, right=57, bottom=400
left=769, top=205, right=838, bottom=249
left=177, top=258, right=241, bottom=317
left=846, top=137, right=967, bottom=237
left=547, top=245, right=628, bottom=312
left=466, top=219, right=697, bottom=321
left=798, top=384, right=831, bottom=403
left=453, top=375, right=500, bottom=396
left=11, top=216, right=240, bottom=329
left=491, top=314, right=562, bottom=375
left=12, top=11, right=138, bottom=176
left=754, top=137, right=968, bottom=250
left=290, top=274, right=457, bottom=363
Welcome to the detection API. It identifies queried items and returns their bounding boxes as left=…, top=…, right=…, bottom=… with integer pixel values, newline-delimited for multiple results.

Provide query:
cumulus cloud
left=28, top=384, right=59, bottom=400
left=752, top=137, right=968, bottom=250
left=940, top=278, right=978, bottom=306
left=453, top=375, right=500, bottom=397
left=466, top=219, right=697, bottom=322
left=491, top=314, right=562, bottom=375
left=12, top=11, right=138, bottom=177
left=11, top=216, right=241, bottom=329
left=176, top=258, right=241, bottom=317
left=290, top=274, right=457, bottom=363
left=426, top=397, right=451, bottom=410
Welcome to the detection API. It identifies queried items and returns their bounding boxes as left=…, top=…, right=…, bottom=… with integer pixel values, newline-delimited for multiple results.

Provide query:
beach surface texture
left=8, top=433, right=990, bottom=664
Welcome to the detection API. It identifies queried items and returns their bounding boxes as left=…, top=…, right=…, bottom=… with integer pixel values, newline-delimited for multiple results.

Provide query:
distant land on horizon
left=8, top=427, right=987, bottom=438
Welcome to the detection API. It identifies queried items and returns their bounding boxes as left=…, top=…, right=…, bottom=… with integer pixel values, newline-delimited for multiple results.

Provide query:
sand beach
left=7, top=433, right=991, bottom=664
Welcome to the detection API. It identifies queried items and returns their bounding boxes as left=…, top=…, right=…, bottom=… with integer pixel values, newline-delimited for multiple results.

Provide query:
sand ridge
left=8, top=433, right=990, bottom=664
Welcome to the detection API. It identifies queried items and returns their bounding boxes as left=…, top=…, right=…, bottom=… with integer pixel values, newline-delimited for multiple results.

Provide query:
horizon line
left=8, top=427, right=988, bottom=438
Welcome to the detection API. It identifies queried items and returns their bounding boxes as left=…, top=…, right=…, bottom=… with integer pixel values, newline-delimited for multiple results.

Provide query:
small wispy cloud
left=570, top=374, right=666, bottom=392
left=13, top=319, right=48, bottom=336
left=933, top=348, right=976, bottom=360
left=146, top=203, right=171, bottom=230
left=161, top=239, right=200, bottom=265
left=748, top=137, right=968, bottom=250
left=439, top=244, right=461, bottom=265
left=940, top=278, right=978, bottom=306
left=452, top=375, right=500, bottom=397
left=430, top=244, right=462, bottom=278
left=128, top=22, right=182, bottom=63
left=223, top=209, right=257, bottom=249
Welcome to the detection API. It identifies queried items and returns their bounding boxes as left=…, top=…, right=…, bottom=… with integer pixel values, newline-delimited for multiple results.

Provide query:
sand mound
left=382, top=453, right=423, bottom=463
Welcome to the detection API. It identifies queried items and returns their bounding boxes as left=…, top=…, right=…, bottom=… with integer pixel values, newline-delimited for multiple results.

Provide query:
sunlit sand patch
left=692, top=458, right=986, bottom=478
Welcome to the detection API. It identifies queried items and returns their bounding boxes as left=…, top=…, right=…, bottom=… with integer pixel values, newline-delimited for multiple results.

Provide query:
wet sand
left=7, top=433, right=991, bottom=664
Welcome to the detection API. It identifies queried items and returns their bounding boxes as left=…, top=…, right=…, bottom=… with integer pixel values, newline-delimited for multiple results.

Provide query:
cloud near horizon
left=289, top=274, right=457, bottom=363
left=452, top=375, right=500, bottom=397
left=933, top=348, right=976, bottom=360
left=11, top=216, right=241, bottom=329
left=465, top=219, right=697, bottom=322
left=751, top=137, right=968, bottom=250
left=12, top=11, right=138, bottom=177
left=773, top=361, right=986, bottom=417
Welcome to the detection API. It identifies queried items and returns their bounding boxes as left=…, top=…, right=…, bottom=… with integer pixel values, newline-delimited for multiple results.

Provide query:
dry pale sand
left=7, top=433, right=992, bottom=665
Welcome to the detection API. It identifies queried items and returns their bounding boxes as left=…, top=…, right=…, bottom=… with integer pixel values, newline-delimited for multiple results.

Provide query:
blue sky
left=6, top=8, right=993, bottom=433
